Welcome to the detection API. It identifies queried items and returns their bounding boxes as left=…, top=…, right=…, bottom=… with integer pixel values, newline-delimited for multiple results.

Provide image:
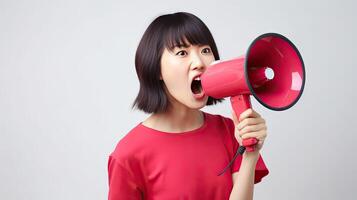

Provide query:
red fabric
left=108, top=112, right=269, bottom=200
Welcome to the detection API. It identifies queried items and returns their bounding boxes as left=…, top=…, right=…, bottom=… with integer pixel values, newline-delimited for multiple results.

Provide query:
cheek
left=161, top=60, right=188, bottom=88
left=204, top=56, right=216, bottom=66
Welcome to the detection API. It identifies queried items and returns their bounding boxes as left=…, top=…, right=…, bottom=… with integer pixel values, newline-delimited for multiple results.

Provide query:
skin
left=229, top=108, right=267, bottom=200
left=142, top=40, right=212, bottom=132
left=142, top=39, right=268, bottom=200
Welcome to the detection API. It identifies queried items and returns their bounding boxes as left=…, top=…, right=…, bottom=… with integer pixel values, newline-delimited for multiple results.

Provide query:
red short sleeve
left=107, top=156, right=143, bottom=200
left=225, top=117, right=269, bottom=184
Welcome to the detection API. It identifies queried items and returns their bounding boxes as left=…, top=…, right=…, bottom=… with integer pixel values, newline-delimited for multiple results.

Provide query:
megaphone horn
left=200, top=33, right=306, bottom=175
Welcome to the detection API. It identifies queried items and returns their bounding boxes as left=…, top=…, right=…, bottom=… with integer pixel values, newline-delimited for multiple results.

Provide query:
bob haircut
left=132, top=12, right=224, bottom=114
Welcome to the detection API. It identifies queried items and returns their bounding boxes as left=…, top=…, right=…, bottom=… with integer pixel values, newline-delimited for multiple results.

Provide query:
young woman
left=108, top=12, right=269, bottom=200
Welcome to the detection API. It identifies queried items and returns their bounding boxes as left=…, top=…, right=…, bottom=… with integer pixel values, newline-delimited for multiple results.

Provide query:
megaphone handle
left=230, top=95, right=258, bottom=152
left=217, top=95, right=257, bottom=176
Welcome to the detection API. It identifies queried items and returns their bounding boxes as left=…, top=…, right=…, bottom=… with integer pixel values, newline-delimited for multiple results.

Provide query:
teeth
left=194, top=77, right=201, bottom=81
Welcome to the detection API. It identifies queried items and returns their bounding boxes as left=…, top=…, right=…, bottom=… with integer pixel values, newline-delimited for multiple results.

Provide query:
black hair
left=132, top=12, right=224, bottom=114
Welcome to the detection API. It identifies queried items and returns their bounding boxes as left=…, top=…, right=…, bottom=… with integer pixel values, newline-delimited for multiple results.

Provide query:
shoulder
left=204, top=111, right=234, bottom=131
left=204, top=112, right=237, bottom=152
left=109, top=124, right=147, bottom=164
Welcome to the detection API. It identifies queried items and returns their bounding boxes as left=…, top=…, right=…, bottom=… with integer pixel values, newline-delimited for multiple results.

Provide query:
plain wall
left=1, top=0, right=356, bottom=199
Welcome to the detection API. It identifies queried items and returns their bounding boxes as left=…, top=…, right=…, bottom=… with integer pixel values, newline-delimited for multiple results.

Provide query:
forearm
left=229, top=153, right=259, bottom=200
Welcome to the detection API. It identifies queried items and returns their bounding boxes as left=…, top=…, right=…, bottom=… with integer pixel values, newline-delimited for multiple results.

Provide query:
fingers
left=234, top=132, right=243, bottom=146
left=238, top=108, right=260, bottom=122
left=232, top=108, right=262, bottom=126
left=233, top=122, right=243, bottom=146
left=232, top=108, right=267, bottom=149
left=241, top=130, right=267, bottom=140
left=237, top=117, right=265, bottom=130
left=239, top=123, right=266, bottom=136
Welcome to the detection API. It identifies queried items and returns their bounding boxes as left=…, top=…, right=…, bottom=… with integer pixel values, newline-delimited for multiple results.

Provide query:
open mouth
left=191, top=76, right=204, bottom=96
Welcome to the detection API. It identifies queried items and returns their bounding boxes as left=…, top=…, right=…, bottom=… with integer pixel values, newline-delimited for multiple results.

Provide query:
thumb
left=232, top=111, right=243, bottom=146
left=231, top=111, right=239, bottom=125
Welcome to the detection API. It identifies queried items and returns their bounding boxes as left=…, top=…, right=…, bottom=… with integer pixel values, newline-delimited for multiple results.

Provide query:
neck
left=143, top=106, right=204, bottom=133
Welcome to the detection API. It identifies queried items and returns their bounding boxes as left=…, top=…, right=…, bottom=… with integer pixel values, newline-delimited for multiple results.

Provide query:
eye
left=201, top=47, right=212, bottom=54
left=176, top=50, right=188, bottom=56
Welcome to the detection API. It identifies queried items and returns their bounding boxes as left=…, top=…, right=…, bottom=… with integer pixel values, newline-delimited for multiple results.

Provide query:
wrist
left=242, top=150, right=259, bottom=163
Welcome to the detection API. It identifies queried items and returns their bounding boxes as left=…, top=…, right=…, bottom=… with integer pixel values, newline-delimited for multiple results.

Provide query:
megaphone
left=200, top=33, right=306, bottom=175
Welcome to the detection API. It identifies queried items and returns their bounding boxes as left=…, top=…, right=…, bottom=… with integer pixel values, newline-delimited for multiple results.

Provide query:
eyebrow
left=172, top=43, right=208, bottom=49
left=172, top=43, right=191, bottom=48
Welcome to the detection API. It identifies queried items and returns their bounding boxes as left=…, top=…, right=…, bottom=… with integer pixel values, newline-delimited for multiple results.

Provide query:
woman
left=108, top=12, right=269, bottom=200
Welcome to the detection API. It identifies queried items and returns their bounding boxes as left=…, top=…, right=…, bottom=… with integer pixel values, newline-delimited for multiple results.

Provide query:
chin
left=188, top=104, right=204, bottom=110
left=188, top=97, right=209, bottom=109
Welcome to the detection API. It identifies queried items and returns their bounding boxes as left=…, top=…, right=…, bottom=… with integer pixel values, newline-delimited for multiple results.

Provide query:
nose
left=190, top=53, right=206, bottom=71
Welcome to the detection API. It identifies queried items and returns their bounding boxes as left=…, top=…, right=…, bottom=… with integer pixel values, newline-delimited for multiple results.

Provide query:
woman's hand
left=231, top=108, right=267, bottom=154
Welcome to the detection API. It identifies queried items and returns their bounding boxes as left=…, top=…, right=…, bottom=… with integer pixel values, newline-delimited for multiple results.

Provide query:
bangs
left=163, top=18, right=212, bottom=50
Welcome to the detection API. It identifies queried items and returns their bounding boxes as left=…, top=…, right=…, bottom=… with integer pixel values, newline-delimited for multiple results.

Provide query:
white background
left=1, top=0, right=356, bottom=199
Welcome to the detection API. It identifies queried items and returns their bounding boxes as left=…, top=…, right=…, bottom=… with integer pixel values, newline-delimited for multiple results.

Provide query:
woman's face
left=160, top=41, right=215, bottom=110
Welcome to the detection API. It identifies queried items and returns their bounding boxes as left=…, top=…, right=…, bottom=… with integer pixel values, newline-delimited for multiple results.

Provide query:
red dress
left=108, top=112, right=269, bottom=200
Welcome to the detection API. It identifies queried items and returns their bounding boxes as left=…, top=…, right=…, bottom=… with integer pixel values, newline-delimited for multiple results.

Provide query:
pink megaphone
left=201, top=33, right=306, bottom=153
